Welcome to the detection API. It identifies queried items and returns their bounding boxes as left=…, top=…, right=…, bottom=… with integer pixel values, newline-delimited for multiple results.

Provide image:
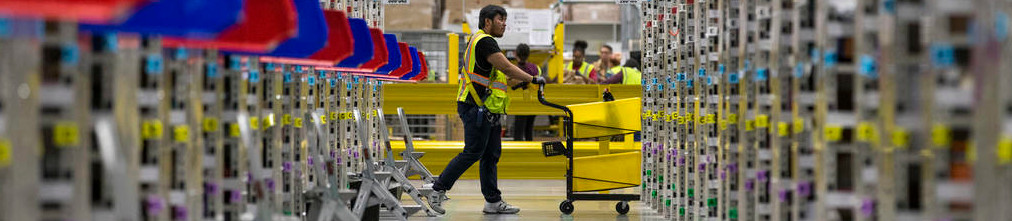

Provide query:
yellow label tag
left=665, top=112, right=673, bottom=122
left=967, top=141, right=977, bottom=162
left=53, top=122, right=80, bottom=147
left=745, top=120, right=755, bottom=131
left=793, top=119, right=804, bottom=134
left=719, top=119, right=728, bottom=130
left=756, top=115, right=769, bottom=128
left=729, top=114, right=738, bottom=123
left=142, top=120, right=164, bottom=140
left=825, top=125, right=843, bottom=142
left=932, top=124, right=950, bottom=147
left=778, top=122, right=790, bottom=137
left=857, top=122, right=875, bottom=142
left=330, top=112, right=339, bottom=121
left=685, top=113, right=693, bottom=125
left=202, top=117, right=219, bottom=132
left=677, top=115, right=685, bottom=125
left=319, top=115, right=327, bottom=124
left=264, top=114, right=275, bottom=128
left=294, top=118, right=303, bottom=128
left=998, top=136, right=1012, bottom=165
left=282, top=114, right=292, bottom=125
left=341, top=112, right=354, bottom=120
left=250, top=117, right=260, bottom=129
left=643, top=110, right=652, bottom=120
left=174, top=126, right=189, bottom=142
left=230, top=123, right=240, bottom=137
left=706, top=114, right=716, bottom=124
left=892, top=128, right=909, bottom=148
left=0, top=139, right=11, bottom=168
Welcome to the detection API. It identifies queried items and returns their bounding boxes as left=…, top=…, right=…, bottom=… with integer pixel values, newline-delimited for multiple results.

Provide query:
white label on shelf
left=383, top=0, right=409, bottom=4
left=169, top=110, right=185, bottom=124
left=169, top=191, right=186, bottom=205
left=936, top=182, right=973, bottom=201
left=759, top=149, right=773, bottom=160
left=824, top=192, right=857, bottom=208
left=203, top=154, right=217, bottom=168
left=861, top=167, right=877, bottom=183
left=799, top=156, right=816, bottom=168
left=757, top=204, right=771, bottom=213
left=139, top=166, right=160, bottom=182
left=39, top=86, right=74, bottom=106
left=38, top=182, right=74, bottom=202
left=137, top=90, right=160, bottom=106
left=202, top=92, right=216, bottom=103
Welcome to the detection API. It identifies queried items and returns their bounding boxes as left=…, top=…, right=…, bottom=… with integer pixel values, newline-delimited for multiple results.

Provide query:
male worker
left=423, top=5, right=546, bottom=215
left=562, top=40, right=597, bottom=84
left=592, top=44, right=615, bottom=81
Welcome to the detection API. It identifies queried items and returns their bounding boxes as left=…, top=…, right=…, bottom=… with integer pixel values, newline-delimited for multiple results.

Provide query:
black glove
left=531, top=76, right=546, bottom=85
left=511, top=82, right=529, bottom=90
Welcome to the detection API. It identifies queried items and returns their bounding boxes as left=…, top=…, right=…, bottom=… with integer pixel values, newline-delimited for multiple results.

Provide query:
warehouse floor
left=399, top=180, right=667, bottom=221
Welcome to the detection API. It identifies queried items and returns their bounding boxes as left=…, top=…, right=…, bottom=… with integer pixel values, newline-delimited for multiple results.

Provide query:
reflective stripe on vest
left=457, top=30, right=508, bottom=102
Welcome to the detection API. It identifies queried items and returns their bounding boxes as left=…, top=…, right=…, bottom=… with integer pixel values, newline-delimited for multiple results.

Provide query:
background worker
left=562, top=40, right=597, bottom=84
left=511, top=43, right=540, bottom=141
left=423, top=5, right=546, bottom=215
left=600, top=53, right=642, bottom=85
left=592, top=44, right=614, bottom=81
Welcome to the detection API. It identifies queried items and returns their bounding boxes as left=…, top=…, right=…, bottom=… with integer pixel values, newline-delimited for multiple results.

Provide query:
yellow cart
left=537, top=84, right=641, bottom=215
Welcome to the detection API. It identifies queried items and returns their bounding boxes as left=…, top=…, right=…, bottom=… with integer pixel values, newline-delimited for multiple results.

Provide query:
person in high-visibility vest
left=423, top=5, right=545, bottom=215
left=562, top=40, right=597, bottom=84
left=600, top=53, right=642, bottom=85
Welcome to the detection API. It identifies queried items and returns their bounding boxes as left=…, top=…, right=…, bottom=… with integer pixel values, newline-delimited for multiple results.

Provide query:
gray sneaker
left=422, top=183, right=446, bottom=214
left=483, top=201, right=520, bottom=214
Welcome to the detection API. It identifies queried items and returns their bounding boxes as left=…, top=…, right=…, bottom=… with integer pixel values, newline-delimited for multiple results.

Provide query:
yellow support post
left=551, top=22, right=565, bottom=84
left=447, top=33, right=459, bottom=85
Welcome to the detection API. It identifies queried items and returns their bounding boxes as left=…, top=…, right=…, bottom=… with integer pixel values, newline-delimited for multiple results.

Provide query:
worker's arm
left=601, top=71, right=623, bottom=84
left=487, top=52, right=534, bottom=83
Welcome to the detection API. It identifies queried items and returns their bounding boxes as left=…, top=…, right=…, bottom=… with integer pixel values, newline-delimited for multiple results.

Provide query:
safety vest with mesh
left=566, top=61, right=594, bottom=78
left=609, top=66, right=642, bottom=85
left=456, top=30, right=511, bottom=114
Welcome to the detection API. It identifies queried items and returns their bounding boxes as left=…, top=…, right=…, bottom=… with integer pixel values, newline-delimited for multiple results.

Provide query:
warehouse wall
left=384, top=0, right=557, bottom=30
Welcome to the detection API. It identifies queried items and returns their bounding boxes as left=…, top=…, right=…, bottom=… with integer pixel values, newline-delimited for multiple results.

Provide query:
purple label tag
left=173, top=206, right=188, bottom=220
left=757, top=170, right=769, bottom=181
left=247, top=172, right=253, bottom=182
left=860, top=199, right=875, bottom=216
left=337, top=156, right=342, bottom=164
left=698, top=163, right=706, bottom=171
left=146, top=195, right=164, bottom=215
left=745, top=179, right=755, bottom=191
left=283, top=161, right=293, bottom=172
left=266, top=179, right=276, bottom=191
left=798, top=182, right=812, bottom=197
left=230, top=190, right=242, bottom=203
left=205, top=182, right=219, bottom=195
left=331, top=151, right=337, bottom=159
left=354, top=151, right=360, bottom=158
left=778, top=189, right=790, bottom=201
left=308, top=156, right=314, bottom=165
left=678, top=156, right=686, bottom=166
left=720, top=171, right=727, bottom=180
left=727, top=163, right=738, bottom=173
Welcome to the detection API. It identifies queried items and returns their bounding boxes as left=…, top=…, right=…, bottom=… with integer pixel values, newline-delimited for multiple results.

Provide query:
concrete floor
left=396, top=180, right=668, bottom=221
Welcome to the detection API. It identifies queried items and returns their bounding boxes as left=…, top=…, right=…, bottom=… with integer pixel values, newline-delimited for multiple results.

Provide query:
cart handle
left=537, top=84, right=573, bottom=118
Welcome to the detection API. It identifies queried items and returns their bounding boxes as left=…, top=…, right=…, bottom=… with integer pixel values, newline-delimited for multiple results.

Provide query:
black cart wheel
left=559, top=200, right=574, bottom=214
left=615, top=201, right=630, bottom=215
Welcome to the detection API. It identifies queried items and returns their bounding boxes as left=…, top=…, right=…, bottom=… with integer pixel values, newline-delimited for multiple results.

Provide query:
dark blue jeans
left=432, top=102, right=502, bottom=203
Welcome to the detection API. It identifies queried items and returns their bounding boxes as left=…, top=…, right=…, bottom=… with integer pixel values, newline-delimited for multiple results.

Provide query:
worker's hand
left=531, top=76, right=547, bottom=85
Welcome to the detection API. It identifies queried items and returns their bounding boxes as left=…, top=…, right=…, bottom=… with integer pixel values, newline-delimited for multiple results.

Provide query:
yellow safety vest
left=609, top=66, right=642, bottom=85
left=456, top=30, right=510, bottom=114
left=566, top=61, right=594, bottom=78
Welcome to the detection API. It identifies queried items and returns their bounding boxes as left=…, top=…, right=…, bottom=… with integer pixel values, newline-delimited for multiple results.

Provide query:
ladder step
left=409, top=152, right=425, bottom=159
left=402, top=205, right=424, bottom=217
left=417, top=187, right=434, bottom=196
left=394, top=160, right=409, bottom=168
left=338, top=189, right=358, bottom=202
left=373, top=171, right=392, bottom=181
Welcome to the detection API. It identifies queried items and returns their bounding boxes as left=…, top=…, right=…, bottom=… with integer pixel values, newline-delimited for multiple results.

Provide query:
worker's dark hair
left=516, top=43, right=530, bottom=61
left=601, top=44, right=613, bottom=52
left=573, top=40, right=588, bottom=53
left=479, top=5, right=507, bottom=30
